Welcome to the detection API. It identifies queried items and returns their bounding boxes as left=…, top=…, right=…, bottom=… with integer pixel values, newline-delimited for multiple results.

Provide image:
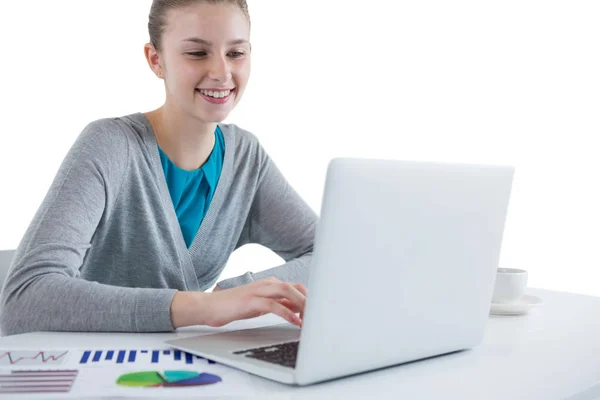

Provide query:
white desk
left=1, top=288, right=599, bottom=399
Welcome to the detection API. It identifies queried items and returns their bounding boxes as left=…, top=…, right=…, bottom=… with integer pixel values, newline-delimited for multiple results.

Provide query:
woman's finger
left=293, top=283, right=308, bottom=297
left=277, top=298, right=302, bottom=313
left=254, top=298, right=301, bottom=326
left=278, top=300, right=304, bottom=326
left=256, top=281, right=306, bottom=314
left=291, top=284, right=307, bottom=323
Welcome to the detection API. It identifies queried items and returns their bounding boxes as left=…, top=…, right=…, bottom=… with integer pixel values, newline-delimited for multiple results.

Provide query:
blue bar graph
left=78, top=349, right=216, bottom=365
left=80, top=351, right=91, bottom=364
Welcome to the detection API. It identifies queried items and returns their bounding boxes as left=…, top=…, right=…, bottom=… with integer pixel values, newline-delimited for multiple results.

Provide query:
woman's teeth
left=198, top=89, right=232, bottom=98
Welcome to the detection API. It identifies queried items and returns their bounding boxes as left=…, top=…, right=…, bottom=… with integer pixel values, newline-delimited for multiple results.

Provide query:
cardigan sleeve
left=0, top=119, right=177, bottom=336
left=217, top=144, right=318, bottom=289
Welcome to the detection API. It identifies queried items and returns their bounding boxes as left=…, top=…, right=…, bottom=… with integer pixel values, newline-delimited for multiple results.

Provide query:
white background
left=0, top=1, right=598, bottom=296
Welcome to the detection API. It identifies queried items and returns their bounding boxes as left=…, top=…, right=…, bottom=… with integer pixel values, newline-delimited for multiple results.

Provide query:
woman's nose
left=208, top=55, right=232, bottom=82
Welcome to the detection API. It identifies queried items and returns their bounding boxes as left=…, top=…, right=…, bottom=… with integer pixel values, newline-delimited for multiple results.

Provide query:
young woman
left=0, top=0, right=316, bottom=336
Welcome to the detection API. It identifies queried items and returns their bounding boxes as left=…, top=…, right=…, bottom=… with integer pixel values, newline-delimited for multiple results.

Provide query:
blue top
left=158, top=126, right=225, bottom=248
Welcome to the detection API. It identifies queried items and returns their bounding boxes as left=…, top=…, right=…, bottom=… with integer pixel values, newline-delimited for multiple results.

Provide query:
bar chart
left=0, top=369, right=78, bottom=394
left=78, top=349, right=216, bottom=366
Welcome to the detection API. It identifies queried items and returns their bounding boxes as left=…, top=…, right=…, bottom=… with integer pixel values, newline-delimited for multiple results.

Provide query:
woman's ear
left=144, top=42, right=164, bottom=79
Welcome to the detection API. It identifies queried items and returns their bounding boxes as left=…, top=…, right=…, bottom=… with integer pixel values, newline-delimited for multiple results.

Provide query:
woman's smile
left=196, top=87, right=235, bottom=104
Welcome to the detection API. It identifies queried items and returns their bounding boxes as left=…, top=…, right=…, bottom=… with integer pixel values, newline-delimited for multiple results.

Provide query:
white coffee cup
left=492, top=268, right=528, bottom=304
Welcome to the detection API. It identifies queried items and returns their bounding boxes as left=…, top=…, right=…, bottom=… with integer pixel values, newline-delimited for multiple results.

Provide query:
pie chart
left=116, top=370, right=222, bottom=387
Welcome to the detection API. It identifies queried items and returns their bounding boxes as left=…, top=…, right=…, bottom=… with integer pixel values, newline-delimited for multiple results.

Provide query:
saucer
left=490, top=294, right=543, bottom=316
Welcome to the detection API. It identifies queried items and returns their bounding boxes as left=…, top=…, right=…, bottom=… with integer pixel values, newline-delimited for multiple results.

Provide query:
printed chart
left=116, top=370, right=222, bottom=387
left=0, top=369, right=78, bottom=394
left=0, top=349, right=258, bottom=397
left=79, top=349, right=216, bottom=366
left=0, top=351, right=68, bottom=366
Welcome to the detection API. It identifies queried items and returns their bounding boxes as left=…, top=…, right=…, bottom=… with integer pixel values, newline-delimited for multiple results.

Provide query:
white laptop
left=165, top=157, right=515, bottom=386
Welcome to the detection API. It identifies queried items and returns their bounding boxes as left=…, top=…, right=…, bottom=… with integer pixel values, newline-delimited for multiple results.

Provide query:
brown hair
left=148, top=0, right=250, bottom=53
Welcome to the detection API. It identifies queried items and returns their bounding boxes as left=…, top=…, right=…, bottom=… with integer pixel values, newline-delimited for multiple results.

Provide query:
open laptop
left=165, top=157, right=515, bottom=386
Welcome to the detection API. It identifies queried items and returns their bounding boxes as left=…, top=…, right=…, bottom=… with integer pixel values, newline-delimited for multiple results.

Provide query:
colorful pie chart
left=116, top=370, right=222, bottom=387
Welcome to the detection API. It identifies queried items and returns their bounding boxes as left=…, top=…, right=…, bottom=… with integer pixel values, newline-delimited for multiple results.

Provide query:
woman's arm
left=217, top=148, right=318, bottom=290
left=0, top=120, right=177, bottom=336
left=170, top=279, right=307, bottom=328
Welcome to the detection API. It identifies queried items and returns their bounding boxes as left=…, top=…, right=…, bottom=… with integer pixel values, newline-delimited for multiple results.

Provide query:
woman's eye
left=186, top=51, right=245, bottom=58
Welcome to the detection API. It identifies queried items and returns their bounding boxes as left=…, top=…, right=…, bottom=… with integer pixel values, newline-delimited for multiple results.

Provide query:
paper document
left=0, top=348, right=277, bottom=398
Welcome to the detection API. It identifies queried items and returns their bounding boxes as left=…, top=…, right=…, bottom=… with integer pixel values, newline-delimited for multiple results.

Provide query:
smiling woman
left=0, top=0, right=315, bottom=336
left=145, top=0, right=252, bottom=146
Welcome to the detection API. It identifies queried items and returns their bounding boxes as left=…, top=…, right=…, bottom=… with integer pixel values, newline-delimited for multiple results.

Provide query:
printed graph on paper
left=78, top=349, right=217, bottom=366
left=0, top=369, right=78, bottom=394
left=0, top=351, right=68, bottom=366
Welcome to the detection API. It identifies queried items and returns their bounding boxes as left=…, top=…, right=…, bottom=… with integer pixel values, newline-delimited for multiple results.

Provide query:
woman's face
left=158, top=3, right=251, bottom=123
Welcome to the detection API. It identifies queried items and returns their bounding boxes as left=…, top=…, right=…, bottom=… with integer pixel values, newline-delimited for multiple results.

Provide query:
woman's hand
left=205, top=278, right=307, bottom=328
left=170, top=278, right=307, bottom=329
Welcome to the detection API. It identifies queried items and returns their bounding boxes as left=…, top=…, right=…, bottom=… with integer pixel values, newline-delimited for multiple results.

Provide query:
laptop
left=165, top=157, right=515, bottom=386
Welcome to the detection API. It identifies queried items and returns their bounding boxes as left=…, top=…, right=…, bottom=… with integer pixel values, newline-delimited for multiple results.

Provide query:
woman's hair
left=148, top=0, right=250, bottom=53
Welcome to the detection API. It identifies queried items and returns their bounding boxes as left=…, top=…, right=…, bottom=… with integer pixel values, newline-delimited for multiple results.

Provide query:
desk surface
left=1, top=288, right=599, bottom=399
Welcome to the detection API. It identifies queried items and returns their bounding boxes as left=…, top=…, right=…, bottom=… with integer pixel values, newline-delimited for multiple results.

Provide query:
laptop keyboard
left=232, top=341, right=299, bottom=368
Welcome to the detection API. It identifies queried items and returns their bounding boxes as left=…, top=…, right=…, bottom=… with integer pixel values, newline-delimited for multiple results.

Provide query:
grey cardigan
left=0, top=113, right=317, bottom=336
